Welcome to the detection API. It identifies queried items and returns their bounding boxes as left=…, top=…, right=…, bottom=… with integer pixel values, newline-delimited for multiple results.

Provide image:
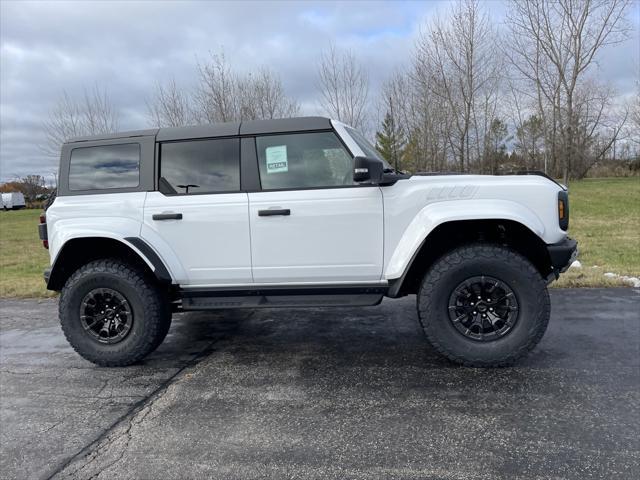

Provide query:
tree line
left=41, top=0, right=638, bottom=184
left=0, top=175, right=52, bottom=206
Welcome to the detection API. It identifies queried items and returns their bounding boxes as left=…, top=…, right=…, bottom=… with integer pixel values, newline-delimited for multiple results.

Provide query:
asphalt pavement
left=1, top=288, right=638, bottom=480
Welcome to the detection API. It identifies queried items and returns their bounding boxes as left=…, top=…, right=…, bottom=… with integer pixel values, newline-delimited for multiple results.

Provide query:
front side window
left=345, top=127, right=391, bottom=169
left=69, top=143, right=140, bottom=190
left=256, top=132, right=353, bottom=190
left=159, top=138, right=240, bottom=194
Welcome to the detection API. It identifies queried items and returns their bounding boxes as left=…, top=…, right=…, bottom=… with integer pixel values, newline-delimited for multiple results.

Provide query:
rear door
left=142, top=137, right=251, bottom=286
left=247, top=131, right=384, bottom=283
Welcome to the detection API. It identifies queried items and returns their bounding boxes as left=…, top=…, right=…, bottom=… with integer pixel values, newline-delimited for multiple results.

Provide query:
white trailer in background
left=2, top=192, right=26, bottom=210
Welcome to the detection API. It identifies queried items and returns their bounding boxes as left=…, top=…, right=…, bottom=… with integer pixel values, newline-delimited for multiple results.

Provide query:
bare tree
left=383, top=67, right=452, bottom=172
left=193, top=52, right=299, bottom=124
left=238, top=68, right=300, bottom=120
left=147, top=78, right=193, bottom=127
left=572, top=80, right=628, bottom=177
left=631, top=85, right=640, bottom=146
left=414, top=0, right=502, bottom=172
left=19, top=175, right=46, bottom=202
left=317, top=45, right=369, bottom=130
left=1, top=175, right=48, bottom=202
left=193, top=52, right=239, bottom=123
left=42, top=86, right=119, bottom=157
left=506, top=0, right=631, bottom=183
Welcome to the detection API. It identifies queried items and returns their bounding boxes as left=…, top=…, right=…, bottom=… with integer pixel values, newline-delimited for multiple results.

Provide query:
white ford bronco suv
left=39, top=117, right=577, bottom=367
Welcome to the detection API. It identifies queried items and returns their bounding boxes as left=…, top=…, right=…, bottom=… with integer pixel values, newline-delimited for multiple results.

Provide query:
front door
left=142, top=137, right=251, bottom=286
left=248, top=131, right=384, bottom=284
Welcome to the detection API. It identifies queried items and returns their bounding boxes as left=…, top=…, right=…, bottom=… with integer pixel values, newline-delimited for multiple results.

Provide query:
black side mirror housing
left=353, top=156, right=384, bottom=184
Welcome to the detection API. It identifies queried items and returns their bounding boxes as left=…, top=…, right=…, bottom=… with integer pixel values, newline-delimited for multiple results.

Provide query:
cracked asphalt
left=1, top=288, right=639, bottom=480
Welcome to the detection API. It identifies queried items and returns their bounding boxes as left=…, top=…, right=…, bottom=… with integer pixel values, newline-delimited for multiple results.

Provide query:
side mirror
left=353, top=156, right=384, bottom=184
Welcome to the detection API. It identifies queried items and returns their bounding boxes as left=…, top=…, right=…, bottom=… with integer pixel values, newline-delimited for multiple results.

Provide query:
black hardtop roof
left=66, top=117, right=333, bottom=144
left=66, top=128, right=160, bottom=143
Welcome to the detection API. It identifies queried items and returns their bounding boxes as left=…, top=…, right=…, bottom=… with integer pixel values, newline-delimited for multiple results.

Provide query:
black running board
left=178, top=284, right=387, bottom=310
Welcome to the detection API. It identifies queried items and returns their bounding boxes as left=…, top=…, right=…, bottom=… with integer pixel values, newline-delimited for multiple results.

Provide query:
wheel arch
left=387, top=219, right=553, bottom=297
left=47, top=236, right=172, bottom=291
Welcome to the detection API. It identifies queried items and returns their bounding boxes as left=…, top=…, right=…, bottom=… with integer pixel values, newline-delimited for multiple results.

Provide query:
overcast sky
left=1, top=0, right=638, bottom=182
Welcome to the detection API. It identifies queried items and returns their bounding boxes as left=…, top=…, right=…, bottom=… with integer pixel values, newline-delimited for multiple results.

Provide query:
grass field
left=0, top=209, right=55, bottom=298
left=0, top=177, right=638, bottom=297
left=554, top=177, right=639, bottom=287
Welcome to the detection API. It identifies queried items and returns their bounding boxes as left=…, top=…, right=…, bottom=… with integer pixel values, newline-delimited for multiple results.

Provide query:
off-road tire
left=59, top=259, right=171, bottom=367
left=417, top=244, right=550, bottom=367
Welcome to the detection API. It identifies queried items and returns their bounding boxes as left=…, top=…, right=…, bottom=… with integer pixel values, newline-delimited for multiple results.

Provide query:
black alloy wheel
left=80, top=288, right=133, bottom=344
left=447, top=276, right=519, bottom=342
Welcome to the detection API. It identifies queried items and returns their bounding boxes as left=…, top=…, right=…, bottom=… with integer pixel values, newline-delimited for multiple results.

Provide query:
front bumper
left=547, top=237, right=578, bottom=274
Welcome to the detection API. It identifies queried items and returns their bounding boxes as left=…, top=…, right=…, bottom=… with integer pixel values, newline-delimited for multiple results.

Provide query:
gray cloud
left=1, top=0, right=637, bottom=182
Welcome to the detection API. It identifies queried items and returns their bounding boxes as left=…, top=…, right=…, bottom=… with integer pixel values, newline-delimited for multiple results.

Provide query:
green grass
left=0, top=209, right=55, bottom=298
left=554, top=177, right=640, bottom=287
left=0, top=177, right=638, bottom=297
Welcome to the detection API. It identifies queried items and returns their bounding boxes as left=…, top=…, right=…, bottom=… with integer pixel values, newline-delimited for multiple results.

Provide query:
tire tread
left=417, top=244, right=550, bottom=367
left=59, top=258, right=170, bottom=367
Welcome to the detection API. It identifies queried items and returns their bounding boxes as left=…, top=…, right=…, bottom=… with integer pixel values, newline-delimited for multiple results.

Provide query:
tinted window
left=69, top=143, right=140, bottom=190
left=256, top=132, right=353, bottom=190
left=160, top=138, right=239, bottom=194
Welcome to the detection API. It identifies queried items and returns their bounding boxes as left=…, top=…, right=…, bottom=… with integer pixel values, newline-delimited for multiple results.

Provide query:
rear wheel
left=417, top=244, right=550, bottom=367
left=59, top=259, right=171, bottom=367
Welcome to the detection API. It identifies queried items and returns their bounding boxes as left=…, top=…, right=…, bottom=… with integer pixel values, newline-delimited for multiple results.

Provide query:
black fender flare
left=123, top=237, right=172, bottom=283
left=46, top=237, right=172, bottom=290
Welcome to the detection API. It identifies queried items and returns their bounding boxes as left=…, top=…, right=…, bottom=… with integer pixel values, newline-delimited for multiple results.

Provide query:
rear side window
left=256, top=132, right=353, bottom=190
left=159, top=138, right=240, bottom=194
left=69, top=144, right=140, bottom=191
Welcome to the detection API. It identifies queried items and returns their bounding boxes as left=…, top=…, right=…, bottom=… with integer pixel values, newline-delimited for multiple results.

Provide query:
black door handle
left=152, top=213, right=183, bottom=220
left=258, top=208, right=290, bottom=217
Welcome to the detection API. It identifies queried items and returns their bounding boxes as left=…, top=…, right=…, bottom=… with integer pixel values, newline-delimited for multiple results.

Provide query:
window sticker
left=265, top=145, right=288, bottom=174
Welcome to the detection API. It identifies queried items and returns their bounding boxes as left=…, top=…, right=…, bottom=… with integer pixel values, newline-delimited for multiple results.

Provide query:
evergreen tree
left=483, top=118, right=510, bottom=174
left=515, top=115, right=545, bottom=171
left=375, top=111, right=406, bottom=171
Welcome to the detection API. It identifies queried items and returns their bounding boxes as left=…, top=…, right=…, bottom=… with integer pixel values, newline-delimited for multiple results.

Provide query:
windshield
left=345, top=127, right=392, bottom=170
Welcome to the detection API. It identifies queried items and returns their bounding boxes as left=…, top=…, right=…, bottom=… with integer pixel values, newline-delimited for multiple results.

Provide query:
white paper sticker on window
left=265, top=145, right=288, bottom=173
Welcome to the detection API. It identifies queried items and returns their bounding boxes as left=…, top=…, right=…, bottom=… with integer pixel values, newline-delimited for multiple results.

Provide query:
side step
left=178, top=285, right=387, bottom=310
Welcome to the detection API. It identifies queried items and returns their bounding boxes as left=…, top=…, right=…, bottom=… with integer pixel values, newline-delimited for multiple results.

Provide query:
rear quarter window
left=69, top=143, right=140, bottom=191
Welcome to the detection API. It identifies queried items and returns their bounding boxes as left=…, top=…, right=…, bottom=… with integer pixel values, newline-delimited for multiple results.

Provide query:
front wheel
left=59, top=259, right=171, bottom=367
left=417, top=244, right=550, bottom=367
